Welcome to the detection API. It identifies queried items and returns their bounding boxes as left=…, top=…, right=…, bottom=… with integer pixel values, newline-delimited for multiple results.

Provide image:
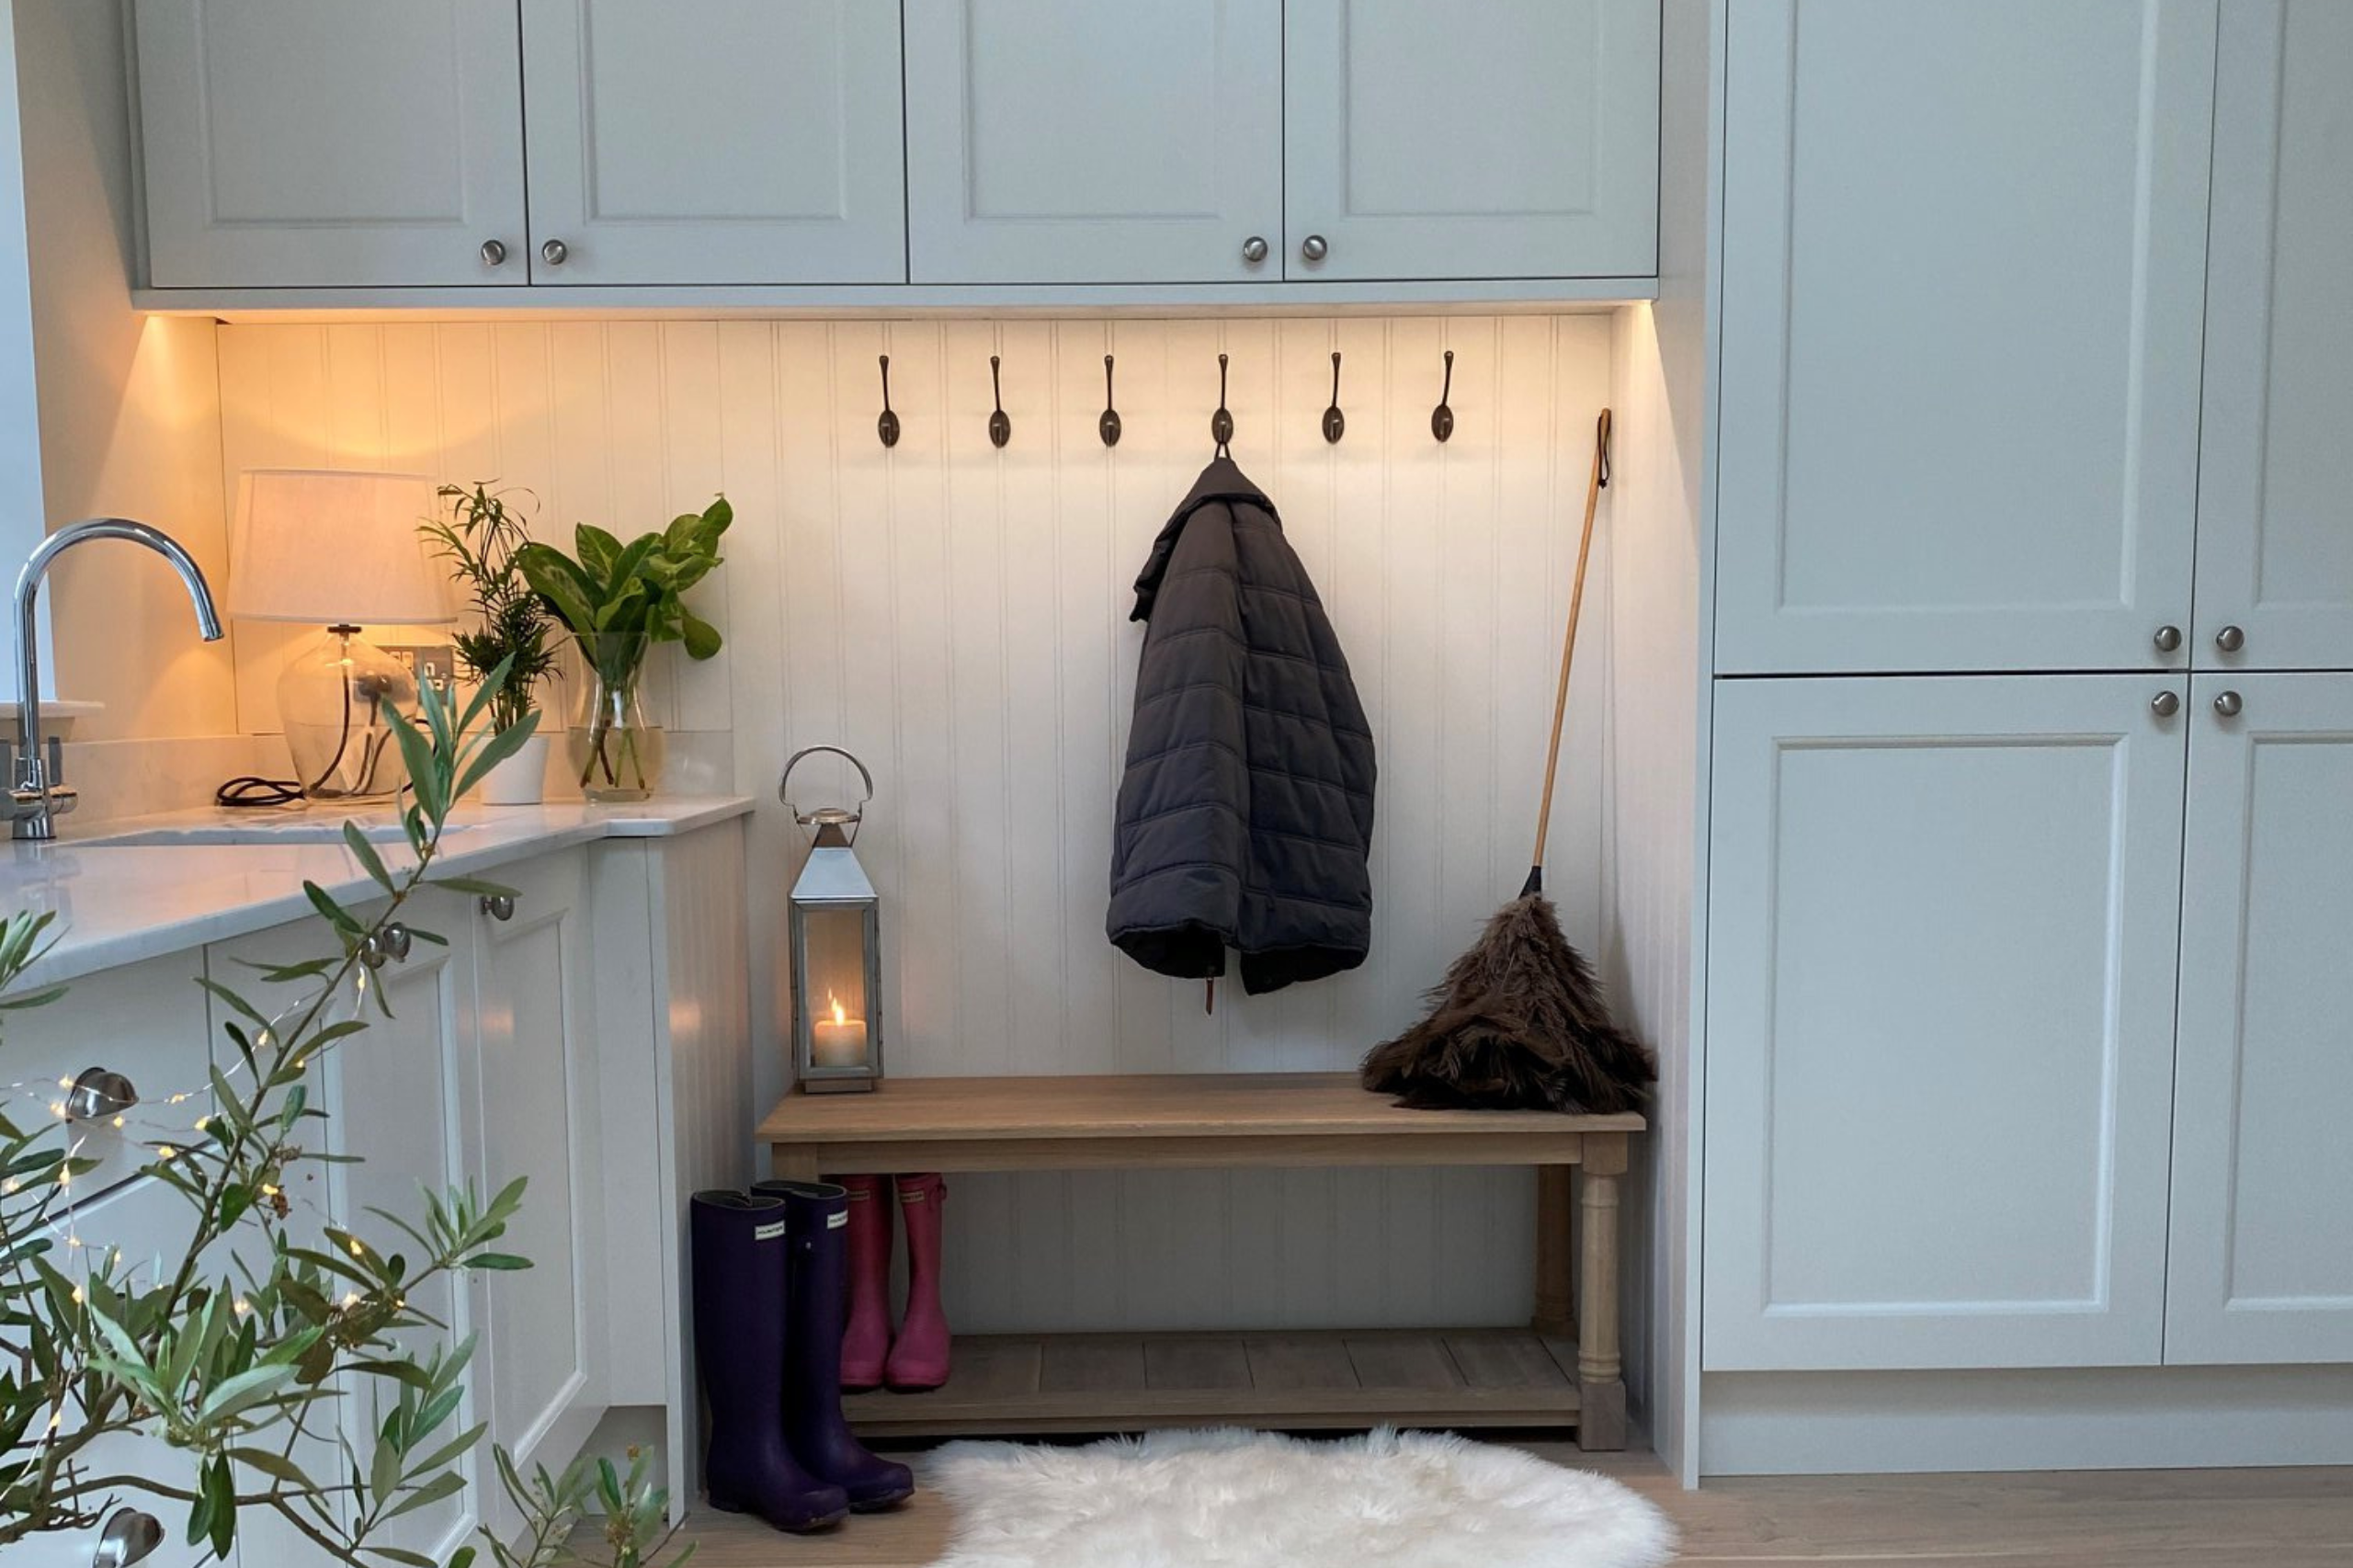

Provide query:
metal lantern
left=781, top=746, right=881, bottom=1094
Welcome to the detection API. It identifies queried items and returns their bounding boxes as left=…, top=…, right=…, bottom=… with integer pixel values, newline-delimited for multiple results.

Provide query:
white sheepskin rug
left=925, top=1427, right=1677, bottom=1568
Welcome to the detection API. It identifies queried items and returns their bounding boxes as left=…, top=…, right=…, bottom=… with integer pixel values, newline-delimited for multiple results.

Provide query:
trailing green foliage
left=422, top=485, right=563, bottom=736
left=0, top=667, right=698, bottom=1565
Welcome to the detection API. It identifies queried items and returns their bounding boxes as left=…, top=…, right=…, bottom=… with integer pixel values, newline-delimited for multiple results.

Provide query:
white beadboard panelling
left=216, top=316, right=1616, bottom=1333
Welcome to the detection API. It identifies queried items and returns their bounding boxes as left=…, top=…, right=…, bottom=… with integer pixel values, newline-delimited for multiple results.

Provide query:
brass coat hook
left=1322, top=351, right=1346, bottom=444
left=1431, top=350, right=1455, bottom=443
left=1099, top=354, right=1121, bottom=448
left=877, top=355, right=900, bottom=449
left=988, top=355, right=1011, bottom=449
left=1211, top=352, right=1233, bottom=456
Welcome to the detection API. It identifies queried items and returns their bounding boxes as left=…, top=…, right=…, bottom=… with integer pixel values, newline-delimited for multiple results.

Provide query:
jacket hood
left=1129, top=458, right=1277, bottom=622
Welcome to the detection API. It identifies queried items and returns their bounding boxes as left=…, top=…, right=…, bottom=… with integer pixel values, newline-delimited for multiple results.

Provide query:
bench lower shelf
left=841, top=1327, right=1588, bottom=1438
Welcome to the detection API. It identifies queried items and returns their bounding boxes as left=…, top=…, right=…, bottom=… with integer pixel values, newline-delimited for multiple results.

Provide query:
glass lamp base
left=278, top=627, right=417, bottom=801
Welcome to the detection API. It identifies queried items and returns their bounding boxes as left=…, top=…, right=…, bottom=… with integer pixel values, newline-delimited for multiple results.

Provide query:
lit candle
left=812, top=994, right=867, bottom=1068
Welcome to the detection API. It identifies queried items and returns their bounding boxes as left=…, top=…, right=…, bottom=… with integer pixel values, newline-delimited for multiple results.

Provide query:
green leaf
left=677, top=610, right=722, bottom=661
left=301, top=881, right=364, bottom=937
left=382, top=1470, right=466, bottom=1522
left=342, top=823, right=396, bottom=892
left=205, top=1451, right=236, bottom=1558
left=228, top=1446, right=316, bottom=1488
left=459, top=1253, right=530, bottom=1272
left=200, top=1361, right=299, bottom=1422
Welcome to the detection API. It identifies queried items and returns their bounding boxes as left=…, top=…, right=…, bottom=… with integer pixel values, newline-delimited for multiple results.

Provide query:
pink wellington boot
left=838, top=1175, right=892, bottom=1392
left=883, top=1174, right=951, bottom=1392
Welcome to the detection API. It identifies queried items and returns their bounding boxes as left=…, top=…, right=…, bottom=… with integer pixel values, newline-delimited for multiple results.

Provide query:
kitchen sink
left=82, top=820, right=477, bottom=848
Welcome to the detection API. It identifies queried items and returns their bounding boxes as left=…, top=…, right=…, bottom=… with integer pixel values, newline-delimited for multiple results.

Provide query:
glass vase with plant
left=516, top=498, right=731, bottom=803
left=0, top=667, right=695, bottom=1568
left=422, top=483, right=563, bottom=805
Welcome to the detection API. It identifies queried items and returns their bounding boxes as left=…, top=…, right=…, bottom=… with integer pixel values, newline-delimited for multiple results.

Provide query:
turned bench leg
left=1532, top=1165, right=1577, bottom=1340
left=1574, top=1133, right=1627, bottom=1452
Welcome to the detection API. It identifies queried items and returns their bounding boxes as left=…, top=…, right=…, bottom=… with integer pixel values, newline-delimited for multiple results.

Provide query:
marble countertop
left=0, top=795, right=756, bottom=987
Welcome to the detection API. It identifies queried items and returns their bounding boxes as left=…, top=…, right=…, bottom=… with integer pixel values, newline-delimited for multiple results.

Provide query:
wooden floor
left=665, top=1446, right=2353, bottom=1566
left=840, top=1327, right=1583, bottom=1437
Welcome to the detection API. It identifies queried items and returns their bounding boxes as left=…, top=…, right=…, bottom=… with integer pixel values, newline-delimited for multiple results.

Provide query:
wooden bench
left=759, top=1072, right=1639, bottom=1449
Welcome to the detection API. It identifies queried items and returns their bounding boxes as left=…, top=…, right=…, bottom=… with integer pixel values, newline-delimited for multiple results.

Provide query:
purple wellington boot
left=753, top=1180, right=917, bottom=1512
left=688, top=1191, right=847, bottom=1533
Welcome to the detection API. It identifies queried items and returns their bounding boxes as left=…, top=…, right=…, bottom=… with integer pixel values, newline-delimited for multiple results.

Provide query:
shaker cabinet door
left=902, top=0, right=1283, bottom=285
left=1703, top=676, right=2187, bottom=1370
left=133, top=0, right=528, bottom=288
left=1282, top=0, right=1658, bottom=281
left=1713, top=0, right=2216, bottom=674
left=466, top=850, right=603, bottom=1540
left=519, top=0, right=905, bottom=285
left=2191, top=1, right=2353, bottom=673
left=2165, top=675, right=2353, bottom=1364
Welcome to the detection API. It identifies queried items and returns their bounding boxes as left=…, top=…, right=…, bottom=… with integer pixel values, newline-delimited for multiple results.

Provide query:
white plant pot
left=477, top=731, right=550, bottom=806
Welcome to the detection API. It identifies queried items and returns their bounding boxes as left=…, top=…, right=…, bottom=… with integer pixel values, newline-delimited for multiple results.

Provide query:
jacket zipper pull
left=1205, top=977, right=1216, bottom=1016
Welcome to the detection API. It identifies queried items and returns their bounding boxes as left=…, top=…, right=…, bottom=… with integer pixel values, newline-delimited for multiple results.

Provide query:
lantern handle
left=779, top=745, right=875, bottom=841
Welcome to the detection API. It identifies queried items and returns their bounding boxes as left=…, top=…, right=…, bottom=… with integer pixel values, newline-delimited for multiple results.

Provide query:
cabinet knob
left=2214, top=624, right=2245, bottom=653
left=2150, top=690, right=2179, bottom=718
left=1300, top=233, right=1329, bottom=263
left=479, top=238, right=507, bottom=267
left=64, top=1066, right=137, bottom=1122
left=2214, top=689, right=2244, bottom=718
left=540, top=238, right=569, bottom=267
left=2153, top=625, right=2182, bottom=653
left=94, top=1507, right=164, bottom=1568
left=481, top=893, right=516, bottom=923
left=1241, top=234, right=1268, bottom=265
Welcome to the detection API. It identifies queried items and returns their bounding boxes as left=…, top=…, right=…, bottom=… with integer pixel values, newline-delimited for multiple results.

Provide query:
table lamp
left=228, top=469, right=452, bottom=801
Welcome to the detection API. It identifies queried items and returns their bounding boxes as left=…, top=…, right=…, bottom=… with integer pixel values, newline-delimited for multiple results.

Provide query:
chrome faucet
left=10, top=518, right=224, bottom=840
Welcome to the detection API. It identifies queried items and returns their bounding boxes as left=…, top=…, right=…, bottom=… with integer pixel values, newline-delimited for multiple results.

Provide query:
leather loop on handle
left=1530, top=409, right=1612, bottom=878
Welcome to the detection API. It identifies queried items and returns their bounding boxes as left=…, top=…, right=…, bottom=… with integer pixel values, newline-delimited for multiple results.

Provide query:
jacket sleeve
left=1107, top=504, right=1249, bottom=978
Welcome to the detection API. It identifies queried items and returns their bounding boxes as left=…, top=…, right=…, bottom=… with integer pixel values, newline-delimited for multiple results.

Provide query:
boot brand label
left=827, top=1210, right=848, bottom=1229
left=755, top=1221, right=786, bottom=1241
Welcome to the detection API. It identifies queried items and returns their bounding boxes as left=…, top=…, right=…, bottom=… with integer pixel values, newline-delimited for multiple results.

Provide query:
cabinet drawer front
left=1714, top=0, right=2214, bottom=674
left=2166, top=674, right=2353, bottom=1362
left=2192, top=1, right=2353, bottom=673
left=6, top=951, right=210, bottom=1201
left=519, top=0, right=906, bottom=285
left=904, top=0, right=1283, bottom=285
left=1703, top=676, right=2186, bottom=1370
left=135, top=0, right=528, bottom=288
left=1283, top=0, right=1659, bottom=280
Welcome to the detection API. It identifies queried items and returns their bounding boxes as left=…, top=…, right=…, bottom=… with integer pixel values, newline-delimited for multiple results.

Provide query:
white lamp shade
left=227, top=469, right=453, bottom=625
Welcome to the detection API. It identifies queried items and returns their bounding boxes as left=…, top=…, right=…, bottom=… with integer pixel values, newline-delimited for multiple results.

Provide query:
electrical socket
left=381, top=643, right=457, bottom=695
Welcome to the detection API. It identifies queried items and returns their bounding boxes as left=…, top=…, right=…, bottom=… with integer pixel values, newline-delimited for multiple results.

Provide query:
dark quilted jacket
left=1108, top=460, right=1375, bottom=994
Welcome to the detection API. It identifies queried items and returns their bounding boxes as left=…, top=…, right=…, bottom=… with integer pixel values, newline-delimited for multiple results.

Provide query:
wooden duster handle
left=1529, top=408, right=1612, bottom=882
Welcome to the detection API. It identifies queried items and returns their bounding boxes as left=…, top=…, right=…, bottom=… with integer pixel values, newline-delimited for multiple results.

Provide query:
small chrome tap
left=10, top=519, right=223, bottom=840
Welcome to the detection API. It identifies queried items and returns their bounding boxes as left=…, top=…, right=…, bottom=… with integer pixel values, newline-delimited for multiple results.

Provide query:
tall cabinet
left=1705, top=0, right=2353, bottom=1378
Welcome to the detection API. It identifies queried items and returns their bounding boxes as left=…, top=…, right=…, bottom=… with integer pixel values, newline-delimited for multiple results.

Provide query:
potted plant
left=0, top=670, right=697, bottom=1565
left=515, top=498, right=731, bottom=803
left=423, top=483, right=562, bottom=805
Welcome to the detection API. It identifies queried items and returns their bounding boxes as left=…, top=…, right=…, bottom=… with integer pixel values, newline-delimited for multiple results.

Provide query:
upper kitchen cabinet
left=519, top=0, right=905, bottom=285
left=1713, top=0, right=2216, bottom=675
left=902, top=0, right=1282, bottom=285
left=2191, top=0, right=2353, bottom=673
left=133, top=0, right=528, bottom=288
left=1282, top=0, right=1658, bottom=281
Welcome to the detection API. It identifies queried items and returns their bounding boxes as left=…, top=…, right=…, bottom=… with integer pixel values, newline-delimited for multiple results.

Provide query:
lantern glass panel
left=801, top=904, right=873, bottom=1070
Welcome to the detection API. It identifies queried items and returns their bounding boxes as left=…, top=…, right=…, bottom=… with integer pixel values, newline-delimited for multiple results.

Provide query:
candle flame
left=830, top=994, right=847, bottom=1027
